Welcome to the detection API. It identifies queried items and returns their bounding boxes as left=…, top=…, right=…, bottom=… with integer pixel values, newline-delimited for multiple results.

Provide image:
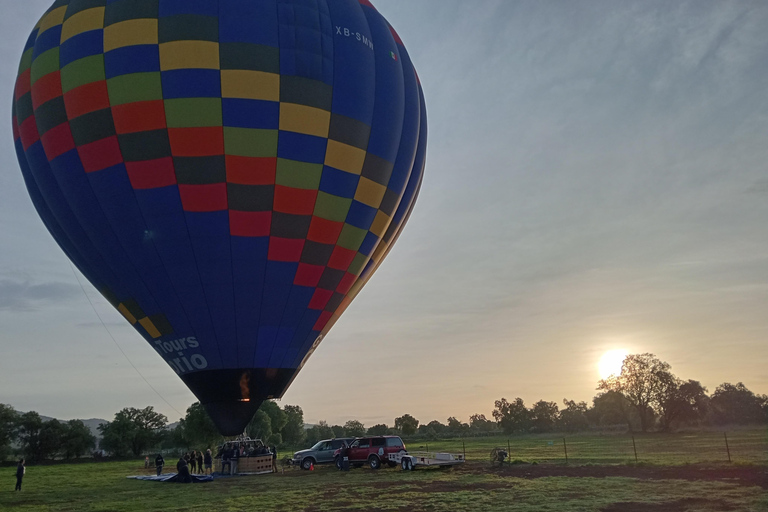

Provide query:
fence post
left=724, top=432, right=731, bottom=463
left=563, top=438, right=568, bottom=464
left=632, top=435, right=638, bottom=463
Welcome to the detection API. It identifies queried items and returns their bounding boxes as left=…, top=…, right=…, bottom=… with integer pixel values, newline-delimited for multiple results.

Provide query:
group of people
left=217, top=442, right=278, bottom=474
left=151, top=442, right=277, bottom=478
left=153, top=449, right=213, bottom=477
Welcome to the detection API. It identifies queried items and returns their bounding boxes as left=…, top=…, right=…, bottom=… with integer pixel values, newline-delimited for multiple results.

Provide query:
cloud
left=0, top=279, right=80, bottom=311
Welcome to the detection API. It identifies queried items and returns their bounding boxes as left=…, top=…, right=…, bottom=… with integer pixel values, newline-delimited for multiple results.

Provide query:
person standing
left=196, top=451, right=203, bottom=474
left=204, top=449, right=213, bottom=475
left=15, top=459, right=25, bottom=491
left=189, top=450, right=197, bottom=474
left=271, top=446, right=278, bottom=473
left=155, top=453, right=165, bottom=476
left=230, top=445, right=239, bottom=475
left=221, top=443, right=231, bottom=474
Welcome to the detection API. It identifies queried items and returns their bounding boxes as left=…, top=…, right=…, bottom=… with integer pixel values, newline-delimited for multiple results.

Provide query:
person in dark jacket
left=271, top=446, right=278, bottom=473
left=204, top=449, right=213, bottom=475
left=15, top=459, right=25, bottom=491
left=189, top=450, right=197, bottom=473
left=230, top=445, right=239, bottom=475
left=221, top=444, right=231, bottom=474
left=176, top=456, right=191, bottom=483
left=196, top=451, right=203, bottom=474
left=155, top=453, right=165, bottom=476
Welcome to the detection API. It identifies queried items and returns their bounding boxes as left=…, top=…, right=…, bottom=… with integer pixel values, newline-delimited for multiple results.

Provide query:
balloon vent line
left=68, top=262, right=184, bottom=418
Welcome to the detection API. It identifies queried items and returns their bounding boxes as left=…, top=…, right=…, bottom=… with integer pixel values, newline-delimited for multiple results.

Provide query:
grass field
left=408, top=429, right=768, bottom=465
left=1, top=432, right=766, bottom=512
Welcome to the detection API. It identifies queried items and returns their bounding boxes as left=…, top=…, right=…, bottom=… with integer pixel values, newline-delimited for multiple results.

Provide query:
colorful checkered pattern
left=13, top=0, right=427, bottom=415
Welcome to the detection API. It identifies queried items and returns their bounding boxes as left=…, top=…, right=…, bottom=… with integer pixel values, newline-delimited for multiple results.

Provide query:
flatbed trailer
left=388, top=451, right=465, bottom=470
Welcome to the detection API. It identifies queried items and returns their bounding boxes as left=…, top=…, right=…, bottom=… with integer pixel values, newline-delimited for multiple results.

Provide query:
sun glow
left=599, top=349, right=628, bottom=380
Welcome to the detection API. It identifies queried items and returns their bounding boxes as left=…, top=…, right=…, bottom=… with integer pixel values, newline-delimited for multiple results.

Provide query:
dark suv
left=334, top=436, right=406, bottom=469
left=292, top=438, right=354, bottom=470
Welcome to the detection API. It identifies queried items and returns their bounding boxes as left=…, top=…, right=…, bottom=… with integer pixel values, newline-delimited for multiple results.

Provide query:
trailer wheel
left=368, top=455, right=381, bottom=470
left=401, top=458, right=411, bottom=471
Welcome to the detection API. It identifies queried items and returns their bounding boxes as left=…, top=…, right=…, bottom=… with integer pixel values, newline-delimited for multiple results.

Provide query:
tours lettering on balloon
left=335, top=26, right=374, bottom=50
left=153, top=337, right=208, bottom=375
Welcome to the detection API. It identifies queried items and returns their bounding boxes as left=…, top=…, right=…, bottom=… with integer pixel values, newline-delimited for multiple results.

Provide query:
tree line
left=2, top=353, right=766, bottom=461
left=0, top=407, right=97, bottom=463
left=489, top=353, right=768, bottom=435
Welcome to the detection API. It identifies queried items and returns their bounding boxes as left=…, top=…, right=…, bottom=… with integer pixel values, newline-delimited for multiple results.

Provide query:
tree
left=597, top=353, right=673, bottom=432
left=469, top=414, right=496, bottom=434
left=99, top=407, right=168, bottom=457
left=344, top=420, right=366, bottom=437
left=164, top=424, right=189, bottom=452
left=260, top=401, right=288, bottom=438
left=493, top=398, right=531, bottom=434
left=62, top=420, right=96, bottom=459
left=425, top=420, right=447, bottom=434
left=559, top=400, right=589, bottom=432
left=17, top=411, right=43, bottom=461
left=331, top=425, right=346, bottom=438
left=177, top=402, right=221, bottom=450
left=530, top=401, right=559, bottom=433
left=394, top=414, right=419, bottom=436
left=710, top=382, right=766, bottom=425
left=0, top=404, right=18, bottom=461
left=760, top=395, right=768, bottom=423
left=280, top=405, right=306, bottom=447
left=366, top=424, right=389, bottom=436
left=657, top=380, right=708, bottom=431
left=305, top=421, right=334, bottom=446
left=446, top=417, right=469, bottom=436
left=247, top=410, right=272, bottom=441
left=246, top=401, right=289, bottom=443
left=38, top=419, right=67, bottom=460
left=589, top=391, right=637, bottom=431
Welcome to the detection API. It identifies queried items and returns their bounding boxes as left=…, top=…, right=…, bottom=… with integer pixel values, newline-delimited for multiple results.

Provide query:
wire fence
left=407, top=429, right=768, bottom=466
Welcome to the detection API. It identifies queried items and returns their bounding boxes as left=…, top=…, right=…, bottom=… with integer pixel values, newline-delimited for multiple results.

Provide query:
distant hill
left=80, top=419, right=108, bottom=439
left=34, top=414, right=107, bottom=440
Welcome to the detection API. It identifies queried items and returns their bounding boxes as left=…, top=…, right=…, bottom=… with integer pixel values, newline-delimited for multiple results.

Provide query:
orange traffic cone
left=309, top=462, right=314, bottom=471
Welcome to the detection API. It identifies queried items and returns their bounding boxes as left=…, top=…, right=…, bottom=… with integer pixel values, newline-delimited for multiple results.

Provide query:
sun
left=599, top=349, right=628, bottom=380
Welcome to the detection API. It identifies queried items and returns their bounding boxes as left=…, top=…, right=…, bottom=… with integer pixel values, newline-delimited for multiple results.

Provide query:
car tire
left=368, top=455, right=381, bottom=470
left=301, top=457, right=314, bottom=471
left=334, top=456, right=342, bottom=470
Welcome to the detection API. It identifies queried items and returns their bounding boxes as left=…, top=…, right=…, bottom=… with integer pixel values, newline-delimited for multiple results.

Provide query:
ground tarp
left=127, top=473, right=213, bottom=483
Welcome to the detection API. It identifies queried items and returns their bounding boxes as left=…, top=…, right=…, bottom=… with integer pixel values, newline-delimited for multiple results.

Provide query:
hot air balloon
left=12, top=0, right=426, bottom=435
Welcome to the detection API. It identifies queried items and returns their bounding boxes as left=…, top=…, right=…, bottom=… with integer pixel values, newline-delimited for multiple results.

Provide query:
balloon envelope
left=12, top=0, right=426, bottom=435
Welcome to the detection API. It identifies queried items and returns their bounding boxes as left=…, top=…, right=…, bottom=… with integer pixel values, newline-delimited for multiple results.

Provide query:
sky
left=1, top=0, right=767, bottom=428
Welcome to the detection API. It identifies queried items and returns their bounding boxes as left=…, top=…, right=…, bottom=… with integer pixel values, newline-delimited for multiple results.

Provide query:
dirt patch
left=279, top=461, right=767, bottom=490
left=368, top=479, right=511, bottom=493
left=470, top=463, right=768, bottom=489
left=601, top=497, right=736, bottom=511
